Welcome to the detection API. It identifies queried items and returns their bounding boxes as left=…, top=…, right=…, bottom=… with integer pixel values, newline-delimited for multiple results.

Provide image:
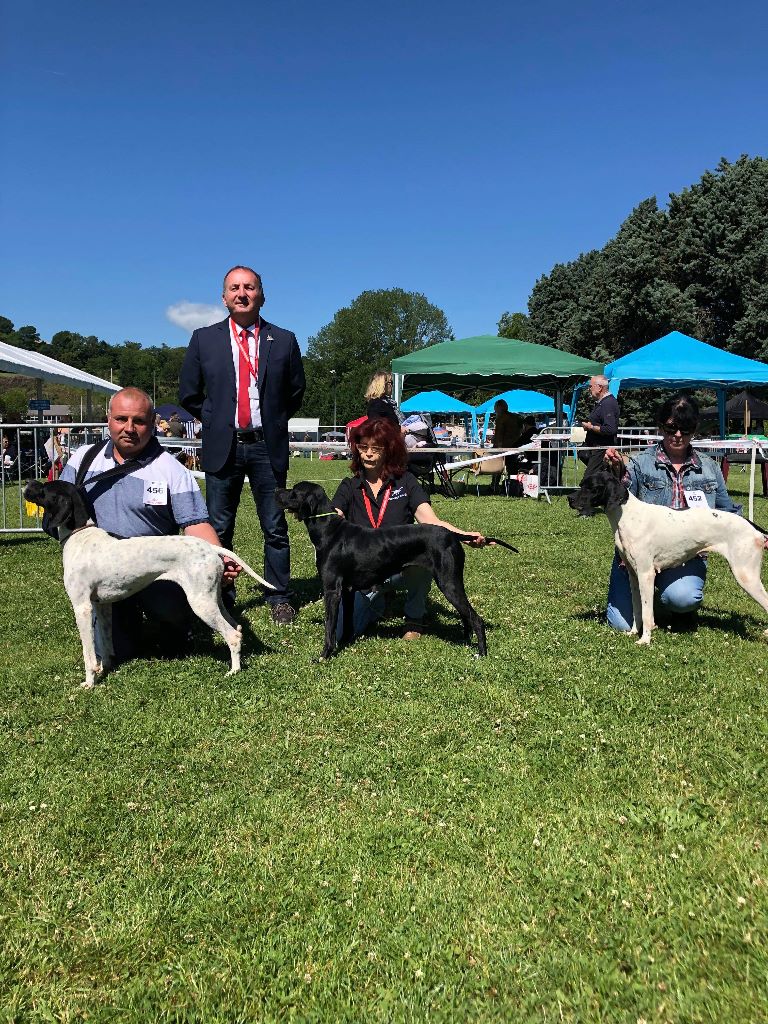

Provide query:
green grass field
left=1, top=460, right=767, bottom=1022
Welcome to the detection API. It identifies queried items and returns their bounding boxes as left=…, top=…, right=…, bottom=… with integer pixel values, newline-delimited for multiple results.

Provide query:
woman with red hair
left=332, top=417, right=485, bottom=640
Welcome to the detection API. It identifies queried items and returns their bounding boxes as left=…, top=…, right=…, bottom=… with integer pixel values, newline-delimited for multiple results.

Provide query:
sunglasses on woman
left=661, top=422, right=694, bottom=436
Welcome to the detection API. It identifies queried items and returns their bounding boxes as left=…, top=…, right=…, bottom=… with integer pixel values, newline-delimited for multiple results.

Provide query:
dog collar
left=60, top=523, right=98, bottom=547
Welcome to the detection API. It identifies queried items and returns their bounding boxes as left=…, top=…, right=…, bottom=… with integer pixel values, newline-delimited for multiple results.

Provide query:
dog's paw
left=628, top=625, right=638, bottom=636
left=80, top=680, right=96, bottom=690
left=635, top=636, right=652, bottom=646
left=762, top=628, right=768, bottom=642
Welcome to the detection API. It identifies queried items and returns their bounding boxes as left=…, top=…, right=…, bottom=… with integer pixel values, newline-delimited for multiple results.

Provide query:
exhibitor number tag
left=684, top=489, right=707, bottom=509
left=144, top=480, right=168, bottom=506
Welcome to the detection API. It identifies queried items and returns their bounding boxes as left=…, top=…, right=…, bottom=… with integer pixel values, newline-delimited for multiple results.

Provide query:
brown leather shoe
left=271, top=602, right=297, bottom=625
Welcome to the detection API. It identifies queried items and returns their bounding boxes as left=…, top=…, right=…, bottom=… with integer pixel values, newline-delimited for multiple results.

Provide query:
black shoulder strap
left=75, top=438, right=110, bottom=487
left=76, top=437, right=162, bottom=491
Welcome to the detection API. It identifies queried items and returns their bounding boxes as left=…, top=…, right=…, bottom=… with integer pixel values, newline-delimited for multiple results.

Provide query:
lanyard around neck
left=362, top=481, right=392, bottom=529
left=230, top=318, right=260, bottom=381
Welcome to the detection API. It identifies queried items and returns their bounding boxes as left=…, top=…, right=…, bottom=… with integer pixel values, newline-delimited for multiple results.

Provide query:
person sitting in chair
left=489, top=400, right=523, bottom=493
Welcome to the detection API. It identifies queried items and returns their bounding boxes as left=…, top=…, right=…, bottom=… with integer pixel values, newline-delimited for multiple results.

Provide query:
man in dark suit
left=179, top=266, right=306, bottom=624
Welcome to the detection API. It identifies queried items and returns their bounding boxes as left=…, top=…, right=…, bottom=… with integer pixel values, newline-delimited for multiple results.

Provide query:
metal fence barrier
left=1, top=422, right=109, bottom=533
left=4, top=422, right=766, bottom=534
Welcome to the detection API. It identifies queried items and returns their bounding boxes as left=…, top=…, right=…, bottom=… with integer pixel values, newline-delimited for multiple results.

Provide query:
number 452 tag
left=684, top=489, right=708, bottom=509
left=143, top=480, right=168, bottom=506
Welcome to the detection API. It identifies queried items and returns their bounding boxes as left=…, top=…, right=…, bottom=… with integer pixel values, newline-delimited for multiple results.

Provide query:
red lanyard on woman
left=230, top=318, right=260, bottom=382
left=362, top=481, right=392, bottom=529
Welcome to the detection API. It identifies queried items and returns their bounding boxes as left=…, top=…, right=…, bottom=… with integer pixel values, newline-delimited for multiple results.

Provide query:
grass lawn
left=1, top=459, right=767, bottom=1022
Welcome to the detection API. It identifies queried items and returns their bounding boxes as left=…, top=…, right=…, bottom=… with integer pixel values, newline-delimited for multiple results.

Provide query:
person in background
left=332, top=417, right=485, bottom=641
left=518, top=416, right=538, bottom=447
left=167, top=412, right=185, bottom=438
left=364, top=371, right=403, bottom=429
left=603, top=393, right=742, bottom=631
left=580, top=374, right=620, bottom=478
left=2, top=435, right=16, bottom=467
left=492, top=399, right=524, bottom=476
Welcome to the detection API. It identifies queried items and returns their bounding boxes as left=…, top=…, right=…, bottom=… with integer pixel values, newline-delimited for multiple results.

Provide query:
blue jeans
left=607, top=551, right=707, bottom=632
left=336, top=565, right=433, bottom=639
left=205, top=439, right=290, bottom=604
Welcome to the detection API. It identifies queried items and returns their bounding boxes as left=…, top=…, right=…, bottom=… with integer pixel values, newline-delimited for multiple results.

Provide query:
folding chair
left=406, top=413, right=459, bottom=498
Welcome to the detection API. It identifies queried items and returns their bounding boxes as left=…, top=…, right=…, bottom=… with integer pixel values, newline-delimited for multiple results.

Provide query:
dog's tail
left=211, top=547, right=277, bottom=589
left=744, top=517, right=768, bottom=537
left=456, top=533, right=519, bottom=553
left=483, top=536, right=519, bottom=552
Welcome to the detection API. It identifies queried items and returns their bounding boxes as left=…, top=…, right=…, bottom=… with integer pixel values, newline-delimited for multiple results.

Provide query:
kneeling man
left=59, top=387, right=239, bottom=660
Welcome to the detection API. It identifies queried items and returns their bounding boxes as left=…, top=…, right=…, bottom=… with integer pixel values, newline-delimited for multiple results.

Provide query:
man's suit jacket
left=178, top=317, right=306, bottom=479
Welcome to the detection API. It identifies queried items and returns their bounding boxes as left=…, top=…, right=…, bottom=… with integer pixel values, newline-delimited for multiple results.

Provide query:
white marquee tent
left=0, top=340, right=119, bottom=418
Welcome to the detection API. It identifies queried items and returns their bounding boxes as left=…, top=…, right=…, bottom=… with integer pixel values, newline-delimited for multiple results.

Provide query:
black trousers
left=110, top=581, right=192, bottom=661
left=579, top=446, right=609, bottom=479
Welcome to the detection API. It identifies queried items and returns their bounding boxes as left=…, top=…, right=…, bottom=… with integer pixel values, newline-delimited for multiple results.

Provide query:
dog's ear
left=62, top=484, right=91, bottom=528
left=23, top=479, right=45, bottom=505
left=45, top=492, right=76, bottom=530
left=298, top=488, right=322, bottom=520
left=603, top=474, right=628, bottom=512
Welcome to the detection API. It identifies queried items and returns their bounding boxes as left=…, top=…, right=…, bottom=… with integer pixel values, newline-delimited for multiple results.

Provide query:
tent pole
left=717, top=390, right=726, bottom=439
left=86, top=389, right=93, bottom=421
left=393, top=373, right=402, bottom=407
left=555, top=389, right=563, bottom=427
left=36, top=378, right=44, bottom=424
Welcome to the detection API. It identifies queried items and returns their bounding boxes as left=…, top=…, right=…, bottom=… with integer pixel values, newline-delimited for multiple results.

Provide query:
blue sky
left=1, top=0, right=766, bottom=353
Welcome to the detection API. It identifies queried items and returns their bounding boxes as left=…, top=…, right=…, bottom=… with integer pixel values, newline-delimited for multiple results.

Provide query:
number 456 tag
left=143, top=480, right=168, bottom=506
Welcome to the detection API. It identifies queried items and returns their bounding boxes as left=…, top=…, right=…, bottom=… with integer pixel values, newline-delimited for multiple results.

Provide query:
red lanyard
left=230, top=318, right=260, bottom=382
left=362, top=482, right=392, bottom=529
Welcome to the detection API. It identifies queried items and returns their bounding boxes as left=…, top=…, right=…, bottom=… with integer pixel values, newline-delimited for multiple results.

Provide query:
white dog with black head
left=25, top=479, right=274, bottom=686
left=568, top=467, right=768, bottom=644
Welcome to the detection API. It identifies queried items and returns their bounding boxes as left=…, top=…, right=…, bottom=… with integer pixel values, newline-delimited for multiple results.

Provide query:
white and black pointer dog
left=568, top=467, right=768, bottom=644
left=275, top=481, right=517, bottom=659
left=25, top=479, right=275, bottom=687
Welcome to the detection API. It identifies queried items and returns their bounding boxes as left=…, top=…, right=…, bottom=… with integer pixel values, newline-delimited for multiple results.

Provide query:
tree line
left=500, top=155, right=768, bottom=365
left=2, top=155, right=765, bottom=424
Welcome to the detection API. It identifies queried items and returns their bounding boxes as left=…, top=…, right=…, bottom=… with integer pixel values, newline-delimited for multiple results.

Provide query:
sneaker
left=271, top=602, right=297, bottom=626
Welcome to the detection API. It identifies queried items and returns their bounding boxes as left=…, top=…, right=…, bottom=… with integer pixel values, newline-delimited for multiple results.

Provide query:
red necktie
left=237, top=329, right=251, bottom=429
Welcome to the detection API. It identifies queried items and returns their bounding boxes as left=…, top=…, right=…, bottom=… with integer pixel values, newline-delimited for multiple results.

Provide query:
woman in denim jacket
left=604, top=394, right=741, bottom=631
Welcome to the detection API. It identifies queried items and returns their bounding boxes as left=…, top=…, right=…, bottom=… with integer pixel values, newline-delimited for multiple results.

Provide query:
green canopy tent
left=391, top=335, right=603, bottom=425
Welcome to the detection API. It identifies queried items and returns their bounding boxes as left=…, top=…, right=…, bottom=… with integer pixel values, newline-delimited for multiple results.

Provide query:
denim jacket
left=626, top=444, right=742, bottom=515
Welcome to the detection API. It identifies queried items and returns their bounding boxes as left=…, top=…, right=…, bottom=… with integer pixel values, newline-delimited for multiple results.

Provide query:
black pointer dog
left=276, top=481, right=516, bottom=658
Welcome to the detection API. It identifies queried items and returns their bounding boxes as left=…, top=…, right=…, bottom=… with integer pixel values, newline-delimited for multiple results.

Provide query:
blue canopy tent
left=155, top=402, right=196, bottom=423
left=399, top=390, right=479, bottom=442
left=570, top=332, right=768, bottom=437
left=475, top=390, right=572, bottom=442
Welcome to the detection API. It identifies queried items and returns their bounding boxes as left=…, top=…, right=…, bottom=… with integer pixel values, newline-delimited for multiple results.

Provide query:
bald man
left=59, top=387, right=238, bottom=661
left=580, top=375, right=620, bottom=478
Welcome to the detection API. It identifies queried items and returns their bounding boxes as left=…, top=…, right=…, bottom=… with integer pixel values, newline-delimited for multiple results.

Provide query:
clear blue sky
left=2, top=0, right=766, bottom=352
